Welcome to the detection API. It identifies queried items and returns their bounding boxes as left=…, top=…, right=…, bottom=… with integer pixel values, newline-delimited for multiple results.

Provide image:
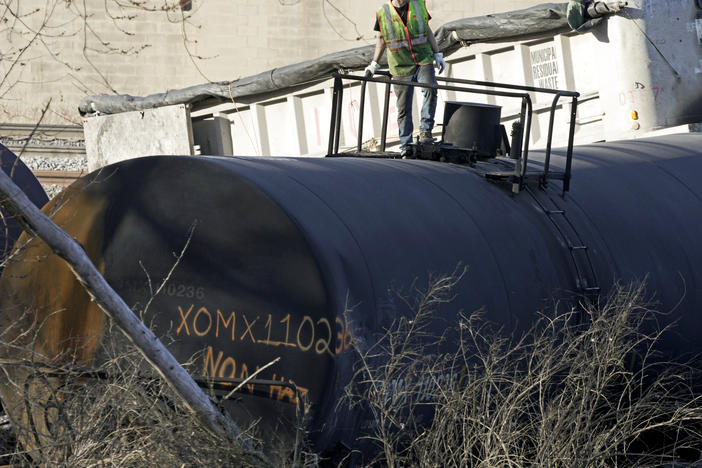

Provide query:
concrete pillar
left=250, top=103, right=269, bottom=156
left=476, top=53, right=496, bottom=105
left=553, top=34, right=576, bottom=92
left=287, top=96, right=308, bottom=156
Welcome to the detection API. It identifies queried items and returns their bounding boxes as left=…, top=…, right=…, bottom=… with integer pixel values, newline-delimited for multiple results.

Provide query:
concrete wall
left=0, top=0, right=545, bottom=127
left=77, top=0, right=702, bottom=168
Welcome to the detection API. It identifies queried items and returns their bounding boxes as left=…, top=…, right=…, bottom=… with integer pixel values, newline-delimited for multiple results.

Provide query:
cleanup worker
left=364, top=0, right=446, bottom=157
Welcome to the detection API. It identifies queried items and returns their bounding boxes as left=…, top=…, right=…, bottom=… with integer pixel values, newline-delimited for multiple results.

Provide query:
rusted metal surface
left=0, top=178, right=108, bottom=455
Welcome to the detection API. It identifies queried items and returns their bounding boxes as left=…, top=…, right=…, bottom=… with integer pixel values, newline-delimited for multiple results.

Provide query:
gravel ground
left=42, top=184, right=66, bottom=199
left=22, top=155, right=87, bottom=172
left=19, top=156, right=88, bottom=199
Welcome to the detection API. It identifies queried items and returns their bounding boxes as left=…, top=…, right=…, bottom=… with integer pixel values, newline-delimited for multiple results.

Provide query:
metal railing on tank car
left=326, top=71, right=579, bottom=192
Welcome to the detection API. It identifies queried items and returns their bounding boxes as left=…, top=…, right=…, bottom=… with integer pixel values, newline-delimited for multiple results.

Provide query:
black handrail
left=357, top=76, right=368, bottom=151
left=380, top=74, right=392, bottom=152
left=333, top=72, right=531, bottom=154
left=543, top=92, right=579, bottom=194
left=327, top=71, right=580, bottom=193
left=437, top=75, right=579, bottom=97
left=563, top=97, right=579, bottom=193
left=327, top=77, right=342, bottom=156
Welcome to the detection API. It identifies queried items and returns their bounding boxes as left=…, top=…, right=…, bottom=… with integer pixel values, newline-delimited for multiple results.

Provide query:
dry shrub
left=2, top=281, right=702, bottom=467
left=345, top=282, right=702, bottom=467
left=0, top=333, right=273, bottom=467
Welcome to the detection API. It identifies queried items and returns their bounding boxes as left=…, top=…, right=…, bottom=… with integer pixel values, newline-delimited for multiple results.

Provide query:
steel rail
left=34, top=170, right=83, bottom=186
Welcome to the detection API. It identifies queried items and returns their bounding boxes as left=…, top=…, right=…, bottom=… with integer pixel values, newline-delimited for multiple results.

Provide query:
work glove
left=434, top=52, right=446, bottom=74
left=364, top=61, right=380, bottom=76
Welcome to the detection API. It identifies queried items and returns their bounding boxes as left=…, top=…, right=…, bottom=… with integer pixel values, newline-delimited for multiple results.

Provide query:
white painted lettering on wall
left=531, top=46, right=559, bottom=90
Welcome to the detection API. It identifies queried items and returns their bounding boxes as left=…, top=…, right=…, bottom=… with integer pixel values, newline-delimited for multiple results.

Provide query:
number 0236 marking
left=166, top=283, right=205, bottom=299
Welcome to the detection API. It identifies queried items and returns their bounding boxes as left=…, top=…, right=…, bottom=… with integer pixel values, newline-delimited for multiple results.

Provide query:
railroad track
left=34, top=170, right=83, bottom=187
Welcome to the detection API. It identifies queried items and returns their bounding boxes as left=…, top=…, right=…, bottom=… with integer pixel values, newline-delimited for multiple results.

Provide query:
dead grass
left=344, top=282, right=702, bottom=467
left=0, top=344, right=265, bottom=467
left=1, top=282, right=702, bottom=467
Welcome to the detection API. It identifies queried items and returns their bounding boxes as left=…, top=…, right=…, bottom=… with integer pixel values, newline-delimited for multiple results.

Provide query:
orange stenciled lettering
left=203, top=346, right=222, bottom=376
left=258, top=313, right=297, bottom=347
left=270, top=373, right=310, bottom=404
left=241, top=314, right=258, bottom=343
left=216, top=309, right=236, bottom=340
left=316, top=318, right=332, bottom=355
left=177, top=304, right=194, bottom=336
left=297, top=316, right=314, bottom=351
left=219, top=356, right=236, bottom=379
left=193, top=306, right=213, bottom=337
left=335, top=316, right=353, bottom=354
left=278, top=385, right=295, bottom=403
left=203, top=346, right=236, bottom=382
left=281, top=314, right=294, bottom=347
left=239, top=362, right=255, bottom=394
left=263, top=314, right=273, bottom=344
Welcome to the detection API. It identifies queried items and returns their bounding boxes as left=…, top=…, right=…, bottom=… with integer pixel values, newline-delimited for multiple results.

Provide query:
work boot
left=419, top=131, right=434, bottom=143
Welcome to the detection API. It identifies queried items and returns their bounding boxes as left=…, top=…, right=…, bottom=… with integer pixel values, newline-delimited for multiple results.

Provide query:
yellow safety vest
left=376, top=0, right=434, bottom=76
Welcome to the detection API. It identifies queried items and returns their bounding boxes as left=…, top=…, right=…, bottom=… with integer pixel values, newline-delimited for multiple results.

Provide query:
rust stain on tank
left=0, top=179, right=109, bottom=365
